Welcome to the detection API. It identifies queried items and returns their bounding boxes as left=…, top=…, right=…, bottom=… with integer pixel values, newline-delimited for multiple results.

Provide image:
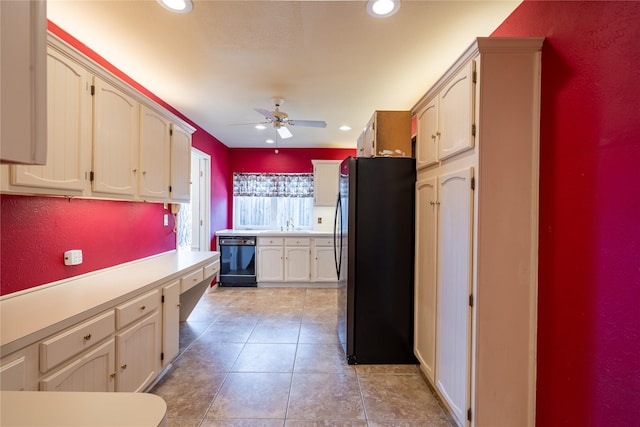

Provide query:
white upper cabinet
left=169, top=124, right=192, bottom=203
left=11, top=47, right=92, bottom=192
left=415, top=98, right=438, bottom=169
left=1, top=34, right=194, bottom=203
left=312, top=160, right=340, bottom=206
left=438, top=61, right=475, bottom=161
left=92, top=77, right=140, bottom=198
left=139, top=105, right=171, bottom=201
left=0, top=0, right=47, bottom=165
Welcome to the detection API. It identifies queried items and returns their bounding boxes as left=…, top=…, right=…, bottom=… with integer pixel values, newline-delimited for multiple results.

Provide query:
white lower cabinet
left=312, top=238, right=337, bottom=282
left=39, top=338, right=115, bottom=392
left=284, top=245, right=310, bottom=282
left=115, top=311, right=161, bottom=392
left=162, top=280, right=181, bottom=367
left=257, top=238, right=284, bottom=282
left=256, top=235, right=337, bottom=284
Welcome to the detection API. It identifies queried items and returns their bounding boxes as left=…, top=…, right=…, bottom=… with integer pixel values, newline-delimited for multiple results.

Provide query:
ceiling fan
left=254, top=97, right=327, bottom=139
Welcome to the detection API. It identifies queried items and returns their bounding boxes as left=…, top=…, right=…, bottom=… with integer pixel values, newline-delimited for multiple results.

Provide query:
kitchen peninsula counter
left=0, top=250, right=219, bottom=357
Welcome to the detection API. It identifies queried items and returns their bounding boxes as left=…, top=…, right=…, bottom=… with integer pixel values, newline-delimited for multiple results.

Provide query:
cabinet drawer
left=0, top=357, right=26, bottom=391
left=285, top=237, right=310, bottom=246
left=40, top=311, right=115, bottom=373
left=314, top=237, right=334, bottom=247
left=115, top=289, right=160, bottom=330
left=204, top=260, right=220, bottom=279
left=180, top=268, right=205, bottom=293
left=258, top=237, right=284, bottom=246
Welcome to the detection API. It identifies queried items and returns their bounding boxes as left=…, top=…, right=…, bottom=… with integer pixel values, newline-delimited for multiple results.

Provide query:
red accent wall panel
left=0, top=195, right=175, bottom=295
left=492, top=2, right=640, bottom=425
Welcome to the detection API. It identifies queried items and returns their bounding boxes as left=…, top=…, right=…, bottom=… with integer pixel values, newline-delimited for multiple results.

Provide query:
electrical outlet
left=64, top=250, right=83, bottom=266
left=317, top=217, right=322, bottom=224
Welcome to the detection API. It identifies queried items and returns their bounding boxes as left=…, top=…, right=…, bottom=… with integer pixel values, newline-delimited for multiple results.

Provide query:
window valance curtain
left=233, top=173, right=314, bottom=198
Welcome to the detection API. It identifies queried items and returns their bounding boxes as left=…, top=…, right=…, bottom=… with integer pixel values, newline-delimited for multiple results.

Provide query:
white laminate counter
left=216, top=229, right=333, bottom=237
left=0, top=250, right=219, bottom=356
left=0, top=391, right=167, bottom=426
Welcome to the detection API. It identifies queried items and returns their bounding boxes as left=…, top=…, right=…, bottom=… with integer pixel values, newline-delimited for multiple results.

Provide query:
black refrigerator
left=334, top=156, right=417, bottom=365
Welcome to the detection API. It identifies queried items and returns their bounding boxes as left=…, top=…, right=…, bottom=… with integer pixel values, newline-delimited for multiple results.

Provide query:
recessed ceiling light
left=157, top=0, right=193, bottom=14
left=265, top=139, right=275, bottom=144
left=366, top=0, right=400, bottom=18
left=255, top=124, right=267, bottom=130
left=339, top=125, right=352, bottom=131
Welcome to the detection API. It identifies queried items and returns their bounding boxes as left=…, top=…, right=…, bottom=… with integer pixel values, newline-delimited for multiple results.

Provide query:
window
left=233, top=173, right=314, bottom=230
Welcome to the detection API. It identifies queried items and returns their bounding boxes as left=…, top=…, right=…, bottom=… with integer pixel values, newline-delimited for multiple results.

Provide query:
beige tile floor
left=150, top=287, right=455, bottom=427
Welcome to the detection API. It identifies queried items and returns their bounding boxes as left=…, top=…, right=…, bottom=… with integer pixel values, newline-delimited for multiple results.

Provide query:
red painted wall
left=492, top=2, right=640, bottom=425
left=225, top=148, right=356, bottom=227
left=0, top=195, right=175, bottom=294
left=0, top=23, right=230, bottom=296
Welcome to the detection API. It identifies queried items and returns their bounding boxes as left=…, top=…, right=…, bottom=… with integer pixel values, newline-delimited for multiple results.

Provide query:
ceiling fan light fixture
left=157, top=0, right=193, bottom=14
left=339, top=125, right=352, bottom=131
left=255, top=124, right=267, bottom=130
left=366, top=0, right=400, bottom=18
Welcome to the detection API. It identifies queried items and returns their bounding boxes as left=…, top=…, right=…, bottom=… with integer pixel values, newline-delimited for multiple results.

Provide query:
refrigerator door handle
left=333, top=192, right=342, bottom=279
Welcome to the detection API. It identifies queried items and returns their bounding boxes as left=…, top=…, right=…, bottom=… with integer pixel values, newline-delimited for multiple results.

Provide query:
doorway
left=177, top=148, right=211, bottom=251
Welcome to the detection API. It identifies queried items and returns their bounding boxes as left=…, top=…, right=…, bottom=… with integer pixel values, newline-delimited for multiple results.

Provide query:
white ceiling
left=47, top=0, right=521, bottom=149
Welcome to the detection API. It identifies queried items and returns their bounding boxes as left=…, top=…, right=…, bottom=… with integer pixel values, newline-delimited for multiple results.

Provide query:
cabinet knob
left=140, top=305, right=146, bottom=310
left=431, top=134, right=436, bottom=140
left=110, top=373, right=116, bottom=378
left=177, top=303, right=181, bottom=307
left=121, top=364, right=127, bottom=370
left=83, top=334, right=91, bottom=341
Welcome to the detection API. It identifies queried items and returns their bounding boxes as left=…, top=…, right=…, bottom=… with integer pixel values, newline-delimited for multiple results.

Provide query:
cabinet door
left=436, top=168, right=474, bottom=425
left=438, top=61, right=475, bottom=161
left=363, top=115, right=375, bottom=157
left=139, top=105, right=171, bottom=200
left=11, top=47, right=92, bottom=192
left=356, top=132, right=366, bottom=158
left=313, top=160, right=340, bottom=206
left=312, top=247, right=337, bottom=282
left=40, top=338, right=115, bottom=392
left=0, top=0, right=47, bottom=165
left=170, top=124, right=191, bottom=202
left=416, top=98, right=438, bottom=169
left=415, top=178, right=437, bottom=382
left=92, top=76, right=139, bottom=197
left=116, top=311, right=161, bottom=392
left=257, top=246, right=284, bottom=282
left=285, top=246, right=310, bottom=282
left=162, top=280, right=181, bottom=367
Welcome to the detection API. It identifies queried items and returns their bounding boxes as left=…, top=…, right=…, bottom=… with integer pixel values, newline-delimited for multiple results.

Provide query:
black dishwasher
left=219, top=236, right=257, bottom=287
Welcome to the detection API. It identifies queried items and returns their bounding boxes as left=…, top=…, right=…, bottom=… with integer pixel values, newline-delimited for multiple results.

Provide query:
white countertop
left=216, top=229, right=333, bottom=237
left=0, top=391, right=166, bottom=426
left=0, top=250, right=219, bottom=356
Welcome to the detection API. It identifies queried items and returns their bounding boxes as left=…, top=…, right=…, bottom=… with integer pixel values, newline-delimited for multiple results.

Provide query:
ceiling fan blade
left=277, top=126, right=293, bottom=139
left=255, top=108, right=276, bottom=121
left=288, top=120, right=327, bottom=128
